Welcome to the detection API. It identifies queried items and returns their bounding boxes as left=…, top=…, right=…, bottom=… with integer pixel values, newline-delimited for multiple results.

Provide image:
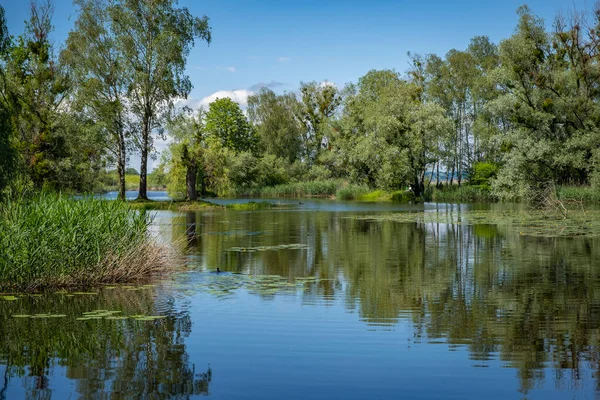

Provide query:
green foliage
left=432, top=185, right=497, bottom=203
left=205, top=98, right=257, bottom=153
left=468, top=162, right=499, bottom=189
left=390, top=190, right=416, bottom=203
left=557, top=186, right=600, bottom=204
left=259, top=179, right=342, bottom=198
left=297, top=81, right=342, bottom=161
left=335, top=184, right=369, bottom=200
left=0, top=195, right=157, bottom=289
left=109, top=0, right=211, bottom=199
left=0, top=5, right=15, bottom=197
left=248, top=88, right=303, bottom=162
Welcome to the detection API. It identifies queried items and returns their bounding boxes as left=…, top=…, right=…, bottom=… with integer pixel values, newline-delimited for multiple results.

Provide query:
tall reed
left=0, top=194, right=174, bottom=291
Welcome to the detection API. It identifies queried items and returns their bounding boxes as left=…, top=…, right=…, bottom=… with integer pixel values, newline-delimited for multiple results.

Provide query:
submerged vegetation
left=0, top=195, right=175, bottom=291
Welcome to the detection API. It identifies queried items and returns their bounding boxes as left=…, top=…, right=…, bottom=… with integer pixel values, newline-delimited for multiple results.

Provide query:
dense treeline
left=1, top=2, right=599, bottom=202
left=0, top=0, right=210, bottom=200
left=162, top=4, right=600, bottom=201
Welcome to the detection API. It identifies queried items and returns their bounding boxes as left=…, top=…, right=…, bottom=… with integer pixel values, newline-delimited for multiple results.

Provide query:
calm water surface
left=1, top=196, right=600, bottom=399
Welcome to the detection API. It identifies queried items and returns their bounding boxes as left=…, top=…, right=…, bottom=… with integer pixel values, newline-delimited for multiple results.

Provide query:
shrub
left=390, top=190, right=416, bottom=203
left=336, top=184, right=369, bottom=200
left=468, top=162, right=499, bottom=189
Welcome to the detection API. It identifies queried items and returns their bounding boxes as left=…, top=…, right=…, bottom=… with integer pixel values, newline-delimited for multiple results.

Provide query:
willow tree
left=490, top=5, right=600, bottom=199
left=340, top=69, right=452, bottom=196
left=109, top=0, right=211, bottom=200
left=297, top=81, right=342, bottom=162
left=64, top=0, right=130, bottom=200
left=247, top=88, right=303, bottom=163
left=167, top=108, right=205, bottom=200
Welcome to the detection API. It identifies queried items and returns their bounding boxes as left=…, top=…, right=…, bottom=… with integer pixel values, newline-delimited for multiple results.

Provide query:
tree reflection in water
left=0, top=287, right=211, bottom=399
left=173, top=209, right=600, bottom=394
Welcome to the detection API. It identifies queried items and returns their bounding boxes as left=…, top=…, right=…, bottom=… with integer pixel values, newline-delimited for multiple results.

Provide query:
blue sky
left=0, top=0, right=587, bottom=170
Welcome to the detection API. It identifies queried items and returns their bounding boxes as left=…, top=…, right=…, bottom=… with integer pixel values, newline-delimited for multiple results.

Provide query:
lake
left=1, top=195, right=599, bottom=399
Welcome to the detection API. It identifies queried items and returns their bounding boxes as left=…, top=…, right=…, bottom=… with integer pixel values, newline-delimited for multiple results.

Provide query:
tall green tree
left=489, top=5, right=600, bottom=199
left=297, top=81, right=342, bottom=162
left=205, top=97, right=256, bottom=153
left=338, top=69, right=451, bottom=196
left=247, top=88, right=302, bottom=163
left=2, top=0, right=72, bottom=189
left=109, top=0, right=211, bottom=200
left=64, top=0, right=130, bottom=200
left=166, top=108, right=205, bottom=200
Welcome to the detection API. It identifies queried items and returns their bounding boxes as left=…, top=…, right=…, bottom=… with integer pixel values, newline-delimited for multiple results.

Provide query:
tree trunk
left=138, top=117, right=149, bottom=200
left=201, top=174, right=207, bottom=197
left=116, top=127, right=126, bottom=201
left=186, top=164, right=198, bottom=201
left=412, top=175, right=424, bottom=198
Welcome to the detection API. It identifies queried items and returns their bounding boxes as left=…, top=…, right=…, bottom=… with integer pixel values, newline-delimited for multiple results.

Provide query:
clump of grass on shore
left=128, top=199, right=222, bottom=211
left=431, top=185, right=497, bottom=203
left=335, top=184, right=369, bottom=200
left=0, top=195, right=176, bottom=291
left=257, top=179, right=342, bottom=198
left=557, top=185, right=600, bottom=203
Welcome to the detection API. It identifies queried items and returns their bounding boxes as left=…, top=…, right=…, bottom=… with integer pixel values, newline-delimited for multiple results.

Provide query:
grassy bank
left=255, top=179, right=343, bottom=198
left=557, top=186, right=600, bottom=203
left=0, top=195, right=175, bottom=291
left=128, top=199, right=287, bottom=211
left=234, top=179, right=418, bottom=202
left=431, top=185, right=497, bottom=203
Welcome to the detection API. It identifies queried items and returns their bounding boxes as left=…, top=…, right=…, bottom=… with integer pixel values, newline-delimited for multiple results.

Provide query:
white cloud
left=276, top=56, right=290, bottom=62
left=320, top=80, right=337, bottom=88
left=175, top=90, right=255, bottom=111
left=226, top=66, right=236, bottom=73
left=200, top=89, right=254, bottom=108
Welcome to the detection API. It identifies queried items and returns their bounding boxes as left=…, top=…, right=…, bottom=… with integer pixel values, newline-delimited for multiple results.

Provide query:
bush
left=336, top=184, right=369, bottom=200
left=0, top=194, right=174, bottom=290
left=468, top=162, right=499, bottom=189
left=390, top=190, right=416, bottom=203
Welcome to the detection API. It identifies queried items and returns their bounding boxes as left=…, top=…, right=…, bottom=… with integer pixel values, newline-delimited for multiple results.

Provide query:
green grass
left=224, top=201, right=285, bottom=210
left=557, top=185, right=600, bottom=203
left=431, top=185, right=497, bottom=203
left=128, top=199, right=222, bottom=211
left=257, top=179, right=343, bottom=198
left=101, top=173, right=167, bottom=192
left=336, top=184, right=370, bottom=200
left=0, top=194, right=174, bottom=291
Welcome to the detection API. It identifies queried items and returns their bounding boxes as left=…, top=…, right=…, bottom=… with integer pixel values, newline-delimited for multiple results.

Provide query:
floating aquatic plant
left=227, top=244, right=308, bottom=253
left=350, top=209, right=600, bottom=238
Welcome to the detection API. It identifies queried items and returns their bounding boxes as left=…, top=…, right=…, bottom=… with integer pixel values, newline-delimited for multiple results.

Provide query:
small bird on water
left=216, top=267, right=221, bottom=273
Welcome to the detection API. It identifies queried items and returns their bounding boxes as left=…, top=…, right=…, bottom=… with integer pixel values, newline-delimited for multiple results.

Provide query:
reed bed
left=0, top=194, right=176, bottom=291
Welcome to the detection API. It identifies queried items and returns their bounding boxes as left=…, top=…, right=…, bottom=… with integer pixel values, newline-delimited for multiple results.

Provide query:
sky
left=0, top=0, right=588, bottom=171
